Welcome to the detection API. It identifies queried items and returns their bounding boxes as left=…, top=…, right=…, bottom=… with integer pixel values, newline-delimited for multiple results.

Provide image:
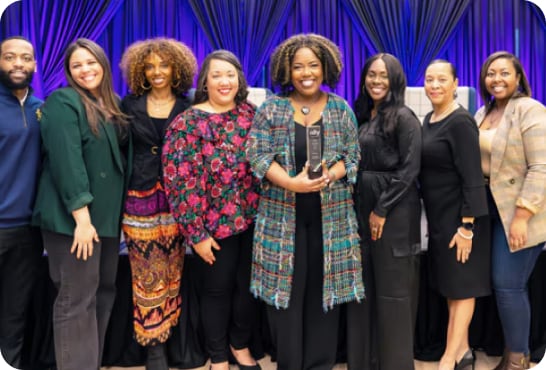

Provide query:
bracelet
left=457, top=227, right=473, bottom=240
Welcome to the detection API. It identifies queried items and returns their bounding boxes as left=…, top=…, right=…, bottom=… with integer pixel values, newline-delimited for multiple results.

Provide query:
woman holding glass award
left=247, top=33, right=364, bottom=370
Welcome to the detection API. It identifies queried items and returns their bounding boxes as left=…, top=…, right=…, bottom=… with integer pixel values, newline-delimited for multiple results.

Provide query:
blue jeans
left=490, top=200, right=543, bottom=353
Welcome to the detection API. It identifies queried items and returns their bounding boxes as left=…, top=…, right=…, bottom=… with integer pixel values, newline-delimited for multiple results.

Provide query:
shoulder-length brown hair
left=64, top=38, right=127, bottom=134
left=193, top=50, right=249, bottom=105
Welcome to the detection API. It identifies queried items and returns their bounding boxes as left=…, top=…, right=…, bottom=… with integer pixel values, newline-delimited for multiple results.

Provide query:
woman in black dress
left=347, top=53, right=421, bottom=370
left=420, top=60, right=490, bottom=370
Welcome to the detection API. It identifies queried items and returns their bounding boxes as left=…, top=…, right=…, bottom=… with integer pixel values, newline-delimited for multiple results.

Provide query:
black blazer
left=121, top=93, right=191, bottom=191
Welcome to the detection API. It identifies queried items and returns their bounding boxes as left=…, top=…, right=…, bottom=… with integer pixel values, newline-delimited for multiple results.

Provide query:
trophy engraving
left=307, top=126, right=322, bottom=179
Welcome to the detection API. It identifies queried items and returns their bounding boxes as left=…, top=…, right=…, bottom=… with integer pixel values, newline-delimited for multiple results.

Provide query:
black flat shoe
left=235, top=364, right=261, bottom=370
left=455, top=348, right=475, bottom=370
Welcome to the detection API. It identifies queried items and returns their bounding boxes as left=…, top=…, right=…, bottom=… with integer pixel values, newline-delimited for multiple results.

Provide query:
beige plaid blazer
left=475, top=97, right=546, bottom=251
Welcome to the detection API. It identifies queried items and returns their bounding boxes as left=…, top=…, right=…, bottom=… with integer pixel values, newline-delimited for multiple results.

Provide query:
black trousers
left=346, top=241, right=420, bottom=370
left=0, top=226, right=42, bottom=369
left=43, top=230, right=119, bottom=370
left=196, top=227, right=258, bottom=364
left=267, top=194, right=340, bottom=370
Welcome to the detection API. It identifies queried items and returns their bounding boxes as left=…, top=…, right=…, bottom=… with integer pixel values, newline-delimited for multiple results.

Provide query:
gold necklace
left=148, top=95, right=175, bottom=112
left=431, top=101, right=458, bottom=123
left=483, top=106, right=505, bottom=129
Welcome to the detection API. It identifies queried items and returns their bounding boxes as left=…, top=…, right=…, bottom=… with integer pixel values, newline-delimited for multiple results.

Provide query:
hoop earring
left=171, top=79, right=181, bottom=89
left=203, top=85, right=208, bottom=92
left=141, top=80, right=151, bottom=91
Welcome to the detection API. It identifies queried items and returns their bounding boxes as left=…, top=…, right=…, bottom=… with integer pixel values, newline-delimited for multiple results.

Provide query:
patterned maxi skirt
left=122, top=182, right=184, bottom=346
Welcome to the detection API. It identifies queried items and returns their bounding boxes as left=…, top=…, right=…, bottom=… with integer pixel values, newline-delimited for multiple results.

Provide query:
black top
left=358, top=106, right=422, bottom=217
left=355, top=105, right=422, bottom=257
left=121, top=93, right=191, bottom=190
left=420, top=107, right=488, bottom=218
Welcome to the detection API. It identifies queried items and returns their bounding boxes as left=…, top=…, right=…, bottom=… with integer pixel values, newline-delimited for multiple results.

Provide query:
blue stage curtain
left=186, top=0, right=295, bottom=87
left=0, top=0, right=123, bottom=98
left=440, top=0, right=545, bottom=105
left=339, top=0, right=472, bottom=86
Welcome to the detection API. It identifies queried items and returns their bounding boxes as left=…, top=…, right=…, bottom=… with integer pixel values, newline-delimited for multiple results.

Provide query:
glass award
left=306, top=125, right=322, bottom=179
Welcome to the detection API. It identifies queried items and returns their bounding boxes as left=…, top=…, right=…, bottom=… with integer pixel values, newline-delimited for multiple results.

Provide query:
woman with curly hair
left=119, top=37, right=196, bottom=370
left=247, top=33, right=364, bottom=370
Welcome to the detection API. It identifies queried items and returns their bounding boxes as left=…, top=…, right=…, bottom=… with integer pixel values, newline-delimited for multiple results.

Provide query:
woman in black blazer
left=119, top=38, right=197, bottom=370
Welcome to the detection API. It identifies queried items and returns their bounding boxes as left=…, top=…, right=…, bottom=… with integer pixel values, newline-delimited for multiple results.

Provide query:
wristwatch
left=461, top=222, right=474, bottom=231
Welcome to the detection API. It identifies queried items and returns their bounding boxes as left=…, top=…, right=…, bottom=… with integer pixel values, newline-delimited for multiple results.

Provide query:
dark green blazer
left=32, top=87, right=126, bottom=238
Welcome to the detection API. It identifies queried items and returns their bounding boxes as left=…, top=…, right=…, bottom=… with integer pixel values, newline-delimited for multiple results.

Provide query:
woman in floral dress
left=162, top=50, right=261, bottom=370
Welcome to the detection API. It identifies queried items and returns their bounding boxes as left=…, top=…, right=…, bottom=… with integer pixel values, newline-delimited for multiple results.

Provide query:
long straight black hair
left=353, top=53, right=407, bottom=136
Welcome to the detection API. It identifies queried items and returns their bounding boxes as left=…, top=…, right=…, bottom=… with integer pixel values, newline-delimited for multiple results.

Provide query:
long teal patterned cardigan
left=246, top=93, right=365, bottom=311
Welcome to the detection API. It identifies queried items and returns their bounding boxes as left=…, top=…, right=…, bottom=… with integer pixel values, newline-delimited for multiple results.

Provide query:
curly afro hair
left=270, top=33, right=343, bottom=94
left=120, top=37, right=197, bottom=96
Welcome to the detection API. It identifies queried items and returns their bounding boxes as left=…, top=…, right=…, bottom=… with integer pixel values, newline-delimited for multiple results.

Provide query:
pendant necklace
left=294, top=92, right=323, bottom=116
left=484, top=105, right=505, bottom=129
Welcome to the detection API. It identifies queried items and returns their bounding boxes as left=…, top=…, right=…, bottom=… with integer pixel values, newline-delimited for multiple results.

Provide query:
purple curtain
left=96, top=0, right=213, bottom=95
left=275, top=0, right=373, bottom=103
left=187, top=0, right=295, bottom=86
left=1, top=0, right=123, bottom=98
left=340, top=0, right=472, bottom=85
left=1, top=0, right=544, bottom=104
left=440, top=0, right=545, bottom=105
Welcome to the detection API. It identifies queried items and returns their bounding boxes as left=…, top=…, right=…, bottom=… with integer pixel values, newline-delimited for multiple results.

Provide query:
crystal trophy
left=306, top=125, right=322, bottom=179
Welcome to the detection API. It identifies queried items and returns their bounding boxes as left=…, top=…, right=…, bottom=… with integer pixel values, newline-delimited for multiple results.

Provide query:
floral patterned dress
left=162, top=102, right=259, bottom=247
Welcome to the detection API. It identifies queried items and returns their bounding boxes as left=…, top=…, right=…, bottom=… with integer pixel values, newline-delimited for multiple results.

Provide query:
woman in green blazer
left=32, top=38, right=128, bottom=370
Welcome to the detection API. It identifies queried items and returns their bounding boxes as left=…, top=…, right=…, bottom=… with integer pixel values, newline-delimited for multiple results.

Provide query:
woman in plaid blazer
left=475, top=51, right=546, bottom=370
left=246, top=34, right=364, bottom=370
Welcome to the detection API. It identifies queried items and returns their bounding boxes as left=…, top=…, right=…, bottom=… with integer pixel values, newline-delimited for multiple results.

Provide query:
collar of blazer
left=480, top=97, right=527, bottom=183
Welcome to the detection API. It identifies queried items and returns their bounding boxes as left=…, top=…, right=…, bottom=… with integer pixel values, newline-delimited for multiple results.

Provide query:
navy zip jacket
left=0, top=83, right=43, bottom=228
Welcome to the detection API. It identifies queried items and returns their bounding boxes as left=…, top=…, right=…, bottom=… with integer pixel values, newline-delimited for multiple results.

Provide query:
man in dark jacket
left=0, top=36, right=43, bottom=369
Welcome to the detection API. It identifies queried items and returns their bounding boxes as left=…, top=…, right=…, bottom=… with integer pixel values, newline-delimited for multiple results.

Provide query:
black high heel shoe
left=229, top=346, right=262, bottom=370
left=455, top=348, right=475, bottom=370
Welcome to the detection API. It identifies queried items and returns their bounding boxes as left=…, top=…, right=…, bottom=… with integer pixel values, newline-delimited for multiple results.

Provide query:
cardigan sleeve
left=246, top=101, right=276, bottom=180
left=40, top=90, right=93, bottom=212
left=340, top=102, right=360, bottom=184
